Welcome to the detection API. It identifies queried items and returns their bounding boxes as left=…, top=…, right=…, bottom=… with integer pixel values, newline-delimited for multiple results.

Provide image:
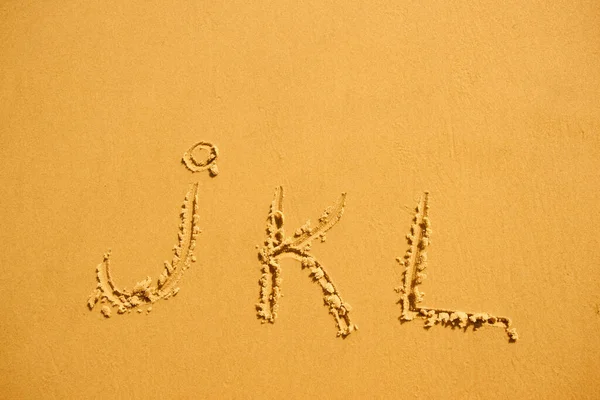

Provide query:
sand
left=1, top=1, right=599, bottom=398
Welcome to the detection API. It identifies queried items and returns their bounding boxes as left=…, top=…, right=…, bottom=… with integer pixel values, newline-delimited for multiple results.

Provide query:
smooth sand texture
left=1, top=1, right=599, bottom=398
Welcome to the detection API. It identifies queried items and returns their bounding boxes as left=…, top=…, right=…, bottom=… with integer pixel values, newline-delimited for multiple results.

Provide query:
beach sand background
left=1, top=1, right=599, bottom=398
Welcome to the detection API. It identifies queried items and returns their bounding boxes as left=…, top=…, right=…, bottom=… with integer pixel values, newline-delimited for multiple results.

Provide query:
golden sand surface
left=1, top=1, right=599, bottom=398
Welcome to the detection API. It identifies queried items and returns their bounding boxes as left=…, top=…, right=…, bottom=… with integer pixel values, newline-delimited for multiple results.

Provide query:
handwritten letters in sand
left=395, top=192, right=518, bottom=341
left=256, top=186, right=357, bottom=337
left=88, top=141, right=517, bottom=341
left=87, top=142, right=217, bottom=316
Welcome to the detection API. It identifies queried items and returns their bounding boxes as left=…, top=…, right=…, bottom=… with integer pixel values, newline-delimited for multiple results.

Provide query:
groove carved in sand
left=182, top=141, right=219, bottom=177
left=395, top=192, right=518, bottom=342
left=87, top=142, right=218, bottom=317
left=256, top=186, right=357, bottom=337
